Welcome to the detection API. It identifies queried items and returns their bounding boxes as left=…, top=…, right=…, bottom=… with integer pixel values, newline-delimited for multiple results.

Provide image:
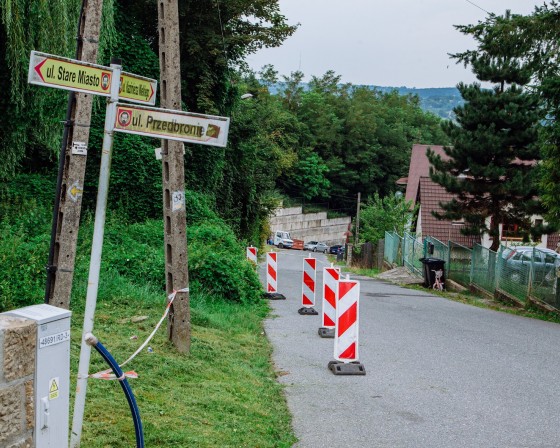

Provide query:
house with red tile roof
left=401, top=144, right=557, bottom=249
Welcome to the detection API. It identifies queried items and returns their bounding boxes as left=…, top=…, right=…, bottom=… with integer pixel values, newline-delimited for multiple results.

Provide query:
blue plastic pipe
left=85, top=333, right=144, bottom=448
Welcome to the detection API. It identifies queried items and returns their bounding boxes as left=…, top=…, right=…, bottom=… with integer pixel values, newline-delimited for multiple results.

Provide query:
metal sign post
left=69, top=58, right=122, bottom=448
left=28, top=48, right=230, bottom=447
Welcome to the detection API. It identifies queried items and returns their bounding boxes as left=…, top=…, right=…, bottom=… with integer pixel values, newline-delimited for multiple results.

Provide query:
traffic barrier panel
left=319, top=266, right=339, bottom=337
left=246, top=246, right=257, bottom=265
left=299, top=255, right=318, bottom=315
left=266, top=252, right=278, bottom=293
left=328, top=275, right=365, bottom=375
left=264, top=252, right=285, bottom=300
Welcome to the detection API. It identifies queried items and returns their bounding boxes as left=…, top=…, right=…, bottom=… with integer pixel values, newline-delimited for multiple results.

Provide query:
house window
left=501, top=223, right=523, bottom=241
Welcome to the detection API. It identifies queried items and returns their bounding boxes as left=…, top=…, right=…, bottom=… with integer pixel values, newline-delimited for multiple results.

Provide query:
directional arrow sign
left=120, top=72, right=157, bottom=105
left=28, top=51, right=113, bottom=97
left=28, top=51, right=157, bottom=104
left=113, top=103, right=230, bottom=147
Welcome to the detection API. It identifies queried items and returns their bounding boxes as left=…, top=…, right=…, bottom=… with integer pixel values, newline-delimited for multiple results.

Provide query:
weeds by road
left=70, top=283, right=296, bottom=447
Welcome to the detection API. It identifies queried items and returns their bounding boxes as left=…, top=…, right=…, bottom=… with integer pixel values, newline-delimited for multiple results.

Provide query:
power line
left=465, top=0, right=490, bottom=14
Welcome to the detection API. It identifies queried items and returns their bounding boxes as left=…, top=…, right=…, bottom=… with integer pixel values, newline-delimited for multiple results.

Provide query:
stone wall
left=269, top=207, right=352, bottom=246
left=0, top=316, right=35, bottom=448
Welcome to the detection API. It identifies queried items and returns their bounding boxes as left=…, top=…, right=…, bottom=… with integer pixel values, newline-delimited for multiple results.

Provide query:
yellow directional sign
left=120, top=73, right=157, bottom=105
left=28, top=51, right=113, bottom=96
left=28, top=51, right=158, bottom=104
left=113, top=103, right=230, bottom=147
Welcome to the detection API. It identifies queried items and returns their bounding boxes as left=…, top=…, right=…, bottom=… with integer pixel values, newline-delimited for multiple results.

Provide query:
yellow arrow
left=70, top=185, right=83, bottom=197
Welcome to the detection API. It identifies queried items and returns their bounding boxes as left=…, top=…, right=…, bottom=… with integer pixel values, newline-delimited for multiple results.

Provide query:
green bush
left=188, top=223, right=262, bottom=304
left=97, top=218, right=166, bottom=291
left=1, top=176, right=263, bottom=311
left=0, top=176, right=55, bottom=310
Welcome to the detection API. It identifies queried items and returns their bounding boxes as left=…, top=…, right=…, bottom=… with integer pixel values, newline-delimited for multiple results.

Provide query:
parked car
left=329, top=244, right=345, bottom=255
left=303, top=241, right=318, bottom=251
left=273, top=230, right=293, bottom=249
left=304, top=241, right=329, bottom=253
left=501, top=246, right=560, bottom=284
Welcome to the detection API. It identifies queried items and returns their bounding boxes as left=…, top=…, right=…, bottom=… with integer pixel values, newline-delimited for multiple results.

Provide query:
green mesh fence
left=384, top=231, right=560, bottom=310
left=496, top=246, right=530, bottom=304
left=448, top=242, right=472, bottom=287
left=424, top=236, right=449, bottom=272
left=528, top=247, right=560, bottom=308
left=403, top=232, right=423, bottom=275
left=384, top=231, right=403, bottom=266
left=396, top=234, right=404, bottom=267
left=471, top=244, right=497, bottom=295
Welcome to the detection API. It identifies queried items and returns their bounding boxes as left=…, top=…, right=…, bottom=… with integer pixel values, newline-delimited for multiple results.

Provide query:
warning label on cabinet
left=49, top=377, right=59, bottom=400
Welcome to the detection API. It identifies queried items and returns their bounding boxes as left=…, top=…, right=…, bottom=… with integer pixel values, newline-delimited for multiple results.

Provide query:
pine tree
left=428, top=11, right=544, bottom=251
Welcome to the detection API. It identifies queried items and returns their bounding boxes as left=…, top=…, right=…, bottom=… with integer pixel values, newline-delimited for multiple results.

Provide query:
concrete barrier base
left=264, top=292, right=286, bottom=300
left=318, top=327, right=335, bottom=338
left=328, top=360, right=366, bottom=375
left=298, top=307, right=318, bottom=315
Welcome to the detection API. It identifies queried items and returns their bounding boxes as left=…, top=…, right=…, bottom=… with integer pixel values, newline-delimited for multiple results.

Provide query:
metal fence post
left=469, top=246, right=474, bottom=285
left=528, top=247, right=535, bottom=298
left=447, top=241, right=452, bottom=278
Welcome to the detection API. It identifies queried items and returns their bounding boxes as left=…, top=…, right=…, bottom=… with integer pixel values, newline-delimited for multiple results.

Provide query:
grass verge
left=70, top=281, right=296, bottom=448
left=342, top=261, right=560, bottom=325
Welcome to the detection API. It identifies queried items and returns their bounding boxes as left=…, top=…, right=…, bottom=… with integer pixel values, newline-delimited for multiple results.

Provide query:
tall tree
left=178, top=0, right=297, bottom=216
left=0, top=0, right=83, bottom=177
left=475, top=2, right=560, bottom=226
left=359, top=193, right=416, bottom=243
left=428, top=10, right=544, bottom=251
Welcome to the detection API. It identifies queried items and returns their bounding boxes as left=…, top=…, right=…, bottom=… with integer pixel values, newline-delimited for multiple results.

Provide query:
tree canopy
left=1, top=0, right=451, bottom=244
left=428, top=9, right=545, bottom=251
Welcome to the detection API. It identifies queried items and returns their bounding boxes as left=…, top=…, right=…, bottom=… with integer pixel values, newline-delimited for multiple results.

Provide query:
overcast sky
left=246, top=0, right=545, bottom=88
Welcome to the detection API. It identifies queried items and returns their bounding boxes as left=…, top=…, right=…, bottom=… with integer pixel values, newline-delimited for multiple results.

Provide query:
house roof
left=418, top=177, right=481, bottom=247
left=402, top=143, right=560, bottom=249
left=404, top=144, right=448, bottom=206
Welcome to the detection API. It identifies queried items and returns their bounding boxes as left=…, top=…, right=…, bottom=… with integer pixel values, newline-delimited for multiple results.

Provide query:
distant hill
left=269, top=83, right=463, bottom=120
left=368, top=86, right=463, bottom=120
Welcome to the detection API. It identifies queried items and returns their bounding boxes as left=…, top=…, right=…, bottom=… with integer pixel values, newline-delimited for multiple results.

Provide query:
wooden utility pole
left=45, top=0, right=104, bottom=309
left=158, top=0, right=191, bottom=353
left=355, top=192, right=361, bottom=244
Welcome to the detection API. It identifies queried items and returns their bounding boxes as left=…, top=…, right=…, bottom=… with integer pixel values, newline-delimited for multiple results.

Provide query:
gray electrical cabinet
left=5, top=304, right=71, bottom=448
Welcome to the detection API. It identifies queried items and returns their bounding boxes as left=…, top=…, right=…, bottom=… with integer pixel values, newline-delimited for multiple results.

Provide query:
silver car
left=501, top=246, right=560, bottom=284
left=304, top=241, right=329, bottom=253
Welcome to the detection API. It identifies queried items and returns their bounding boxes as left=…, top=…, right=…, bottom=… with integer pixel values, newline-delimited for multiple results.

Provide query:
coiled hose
left=85, top=333, right=144, bottom=448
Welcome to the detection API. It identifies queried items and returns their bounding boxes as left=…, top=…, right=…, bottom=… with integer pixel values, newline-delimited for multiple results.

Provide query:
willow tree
left=0, top=0, right=116, bottom=178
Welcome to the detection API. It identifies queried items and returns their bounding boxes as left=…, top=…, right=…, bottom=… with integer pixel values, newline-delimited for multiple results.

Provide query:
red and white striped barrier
left=246, top=246, right=257, bottom=265
left=301, top=256, right=317, bottom=308
left=319, top=266, right=339, bottom=337
left=298, top=256, right=318, bottom=314
left=334, top=277, right=360, bottom=362
left=266, top=252, right=278, bottom=293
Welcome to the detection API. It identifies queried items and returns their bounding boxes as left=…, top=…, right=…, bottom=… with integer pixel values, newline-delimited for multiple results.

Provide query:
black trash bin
left=419, top=257, right=445, bottom=289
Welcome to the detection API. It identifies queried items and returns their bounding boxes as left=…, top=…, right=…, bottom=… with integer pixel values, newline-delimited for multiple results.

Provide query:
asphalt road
left=260, top=249, right=560, bottom=448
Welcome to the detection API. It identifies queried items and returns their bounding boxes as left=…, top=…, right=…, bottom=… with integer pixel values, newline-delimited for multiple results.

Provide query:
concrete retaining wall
left=270, top=207, right=351, bottom=246
left=0, top=316, right=35, bottom=448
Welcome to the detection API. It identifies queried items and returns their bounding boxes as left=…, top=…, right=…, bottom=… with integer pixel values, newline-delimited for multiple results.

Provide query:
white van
left=273, top=230, right=293, bottom=249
